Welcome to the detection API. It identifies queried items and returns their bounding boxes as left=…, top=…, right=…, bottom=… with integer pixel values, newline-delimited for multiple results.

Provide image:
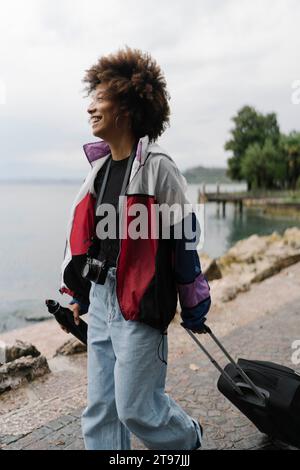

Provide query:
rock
left=3, top=340, right=41, bottom=364
left=54, top=338, right=87, bottom=357
left=220, top=285, right=239, bottom=303
left=217, top=229, right=300, bottom=287
left=219, top=234, right=269, bottom=267
left=200, top=253, right=222, bottom=281
left=212, top=278, right=250, bottom=303
left=283, top=227, right=300, bottom=249
left=25, top=315, right=50, bottom=322
left=0, top=340, right=6, bottom=365
left=0, top=355, right=51, bottom=394
left=251, top=254, right=300, bottom=283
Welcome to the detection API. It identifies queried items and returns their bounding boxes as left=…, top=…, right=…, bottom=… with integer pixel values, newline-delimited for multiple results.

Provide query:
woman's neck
left=109, top=134, right=137, bottom=161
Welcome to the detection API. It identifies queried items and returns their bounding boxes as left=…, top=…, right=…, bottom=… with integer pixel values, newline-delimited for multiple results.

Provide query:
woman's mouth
left=90, top=116, right=102, bottom=126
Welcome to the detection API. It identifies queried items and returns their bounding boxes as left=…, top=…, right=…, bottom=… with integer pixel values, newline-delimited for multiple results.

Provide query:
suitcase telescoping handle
left=184, top=324, right=267, bottom=403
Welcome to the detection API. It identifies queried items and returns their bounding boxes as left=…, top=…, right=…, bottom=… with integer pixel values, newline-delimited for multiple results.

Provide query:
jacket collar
left=83, top=135, right=152, bottom=166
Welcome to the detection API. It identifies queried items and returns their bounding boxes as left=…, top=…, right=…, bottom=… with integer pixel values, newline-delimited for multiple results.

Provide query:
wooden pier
left=198, top=190, right=247, bottom=217
left=198, top=189, right=300, bottom=217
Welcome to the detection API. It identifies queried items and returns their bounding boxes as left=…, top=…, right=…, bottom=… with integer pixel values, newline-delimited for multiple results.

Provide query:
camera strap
left=95, top=142, right=138, bottom=215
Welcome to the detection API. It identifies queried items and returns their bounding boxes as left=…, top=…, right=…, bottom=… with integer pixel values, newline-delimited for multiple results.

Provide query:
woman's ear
left=123, top=111, right=133, bottom=129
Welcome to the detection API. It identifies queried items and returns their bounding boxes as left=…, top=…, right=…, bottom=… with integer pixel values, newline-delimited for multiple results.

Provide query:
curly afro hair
left=82, top=46, right=170, bottom=142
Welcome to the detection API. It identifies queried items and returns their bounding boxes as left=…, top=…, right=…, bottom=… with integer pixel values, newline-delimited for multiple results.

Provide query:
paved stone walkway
left=1, top=296, right=299, bottom=450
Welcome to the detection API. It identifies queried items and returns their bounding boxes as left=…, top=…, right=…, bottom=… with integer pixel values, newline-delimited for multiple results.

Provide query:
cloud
left=0, top=0, right=300, bottom=179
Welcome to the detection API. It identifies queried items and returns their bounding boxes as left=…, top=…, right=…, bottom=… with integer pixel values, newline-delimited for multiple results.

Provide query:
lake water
left=1, top=181, right=299, bottom=333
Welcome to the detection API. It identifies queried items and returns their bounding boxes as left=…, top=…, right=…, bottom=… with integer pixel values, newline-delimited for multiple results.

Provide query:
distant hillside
left=183, top=165, right=235, bottom=184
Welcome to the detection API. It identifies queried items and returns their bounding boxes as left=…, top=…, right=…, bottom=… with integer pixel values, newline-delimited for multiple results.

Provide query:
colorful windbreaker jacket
left=59, top=135, right=211, bottom=332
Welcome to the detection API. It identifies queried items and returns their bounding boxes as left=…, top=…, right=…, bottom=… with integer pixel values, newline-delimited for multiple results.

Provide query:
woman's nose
left=87, top=100, right=96, bottom=114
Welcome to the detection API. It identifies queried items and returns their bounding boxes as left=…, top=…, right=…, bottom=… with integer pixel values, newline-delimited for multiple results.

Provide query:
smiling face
left=87, top=82, right=120, bottom=140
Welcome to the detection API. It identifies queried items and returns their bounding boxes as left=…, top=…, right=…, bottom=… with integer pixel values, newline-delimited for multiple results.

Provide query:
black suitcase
left=184, top=324, right=300, bottom=448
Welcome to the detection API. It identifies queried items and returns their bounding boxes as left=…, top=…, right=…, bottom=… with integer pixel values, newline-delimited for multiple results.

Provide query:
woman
left=59, top=46, right=211, bottom=450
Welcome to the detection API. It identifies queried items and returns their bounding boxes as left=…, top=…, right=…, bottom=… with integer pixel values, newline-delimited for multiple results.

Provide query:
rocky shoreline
left=201, top=226, right=300, bottom=304
left=0, top=340, right=50, bottom=394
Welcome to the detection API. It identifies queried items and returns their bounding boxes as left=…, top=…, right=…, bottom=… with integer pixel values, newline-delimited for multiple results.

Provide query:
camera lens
left=82, top=262, right=91, bottom=279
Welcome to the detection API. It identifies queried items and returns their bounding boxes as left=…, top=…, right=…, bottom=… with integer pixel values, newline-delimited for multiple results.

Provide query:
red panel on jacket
left=70, top=192, right=96, bottom=255
left=116, top=195, right=159, bottom=321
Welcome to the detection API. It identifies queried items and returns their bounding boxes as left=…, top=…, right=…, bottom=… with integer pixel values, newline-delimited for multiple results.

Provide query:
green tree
left=280, top=131, right=300, bottom=190
left=225, top=105, right=280, bottom=188
left=241, top=139, right=286, bottom=190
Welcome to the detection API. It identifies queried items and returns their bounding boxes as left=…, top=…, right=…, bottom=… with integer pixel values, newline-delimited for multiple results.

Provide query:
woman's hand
left=59, top=302, right=81, bottom=333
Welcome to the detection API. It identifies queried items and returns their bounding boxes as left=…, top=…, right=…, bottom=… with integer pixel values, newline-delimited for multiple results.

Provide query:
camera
left=81, top=257, right=109, bottom=285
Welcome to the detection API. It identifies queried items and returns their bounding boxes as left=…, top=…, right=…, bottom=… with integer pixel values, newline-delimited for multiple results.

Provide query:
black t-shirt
left=91, top=154, right=132, bottom=266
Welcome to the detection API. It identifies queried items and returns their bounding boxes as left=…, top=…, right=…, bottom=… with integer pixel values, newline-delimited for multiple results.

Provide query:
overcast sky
left=0, top=0, right=299, bottom=180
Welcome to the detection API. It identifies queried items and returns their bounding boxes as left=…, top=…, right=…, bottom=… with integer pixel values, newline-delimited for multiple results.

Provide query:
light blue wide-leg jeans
left=81, top=267, right=202, bottom=450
